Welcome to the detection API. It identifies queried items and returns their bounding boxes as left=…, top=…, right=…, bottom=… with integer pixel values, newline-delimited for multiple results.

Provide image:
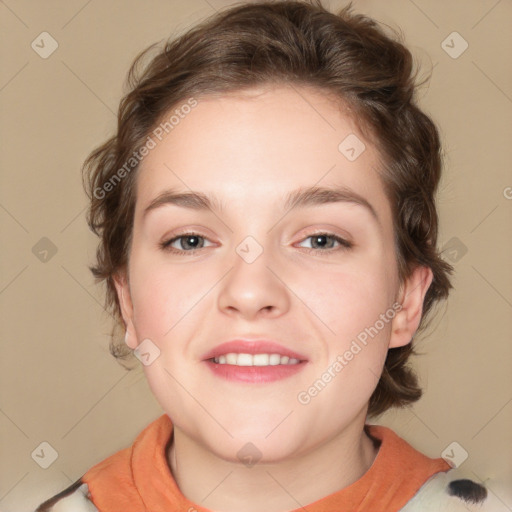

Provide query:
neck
left=167, top=413, right=379, bottom=512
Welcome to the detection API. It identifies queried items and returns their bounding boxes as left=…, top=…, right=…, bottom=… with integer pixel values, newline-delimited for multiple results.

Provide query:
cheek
left=131, top=281, right=171, bottom=337
left=296, top=266, right=393, bottom=422
left=128, top=254, right=199, bottom=339
left=296, top=258, right=395, bottom=343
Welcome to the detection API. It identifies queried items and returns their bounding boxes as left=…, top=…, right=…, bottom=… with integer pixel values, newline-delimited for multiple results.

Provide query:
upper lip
left=201, top=339, right=308, bottom=361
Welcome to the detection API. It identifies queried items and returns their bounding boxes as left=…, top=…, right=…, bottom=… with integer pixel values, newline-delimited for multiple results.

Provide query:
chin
left=215, top=441, right=296, bottom=468
left=208, top=436, right=303, bottom=467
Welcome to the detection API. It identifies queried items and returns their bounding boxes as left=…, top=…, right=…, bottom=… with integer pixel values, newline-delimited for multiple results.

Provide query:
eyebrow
left=143, top=185, right=380, bottom=225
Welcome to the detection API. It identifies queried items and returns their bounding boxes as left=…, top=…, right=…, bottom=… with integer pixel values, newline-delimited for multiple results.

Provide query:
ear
left=113, top=270, right=138, bottom=349
left=389, top=265, right=433, bottom=349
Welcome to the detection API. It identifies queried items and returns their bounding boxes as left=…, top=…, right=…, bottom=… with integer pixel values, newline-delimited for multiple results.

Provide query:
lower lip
left=204, top=360, right=307, bottom=383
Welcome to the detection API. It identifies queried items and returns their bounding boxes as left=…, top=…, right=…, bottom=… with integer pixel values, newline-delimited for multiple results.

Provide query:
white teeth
left=237, top=353, right=253, bottom=366
left=253, top=354, right=269, bottom=366
left=212, top=353, right=301, bottom=366
left=269, top=354, right=281, bottom=365
left=226, top=353, right=238, bottom=364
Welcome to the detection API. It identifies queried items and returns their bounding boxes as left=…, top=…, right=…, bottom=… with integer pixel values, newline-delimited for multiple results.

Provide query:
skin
left=114, top=84, right=433, bottom=512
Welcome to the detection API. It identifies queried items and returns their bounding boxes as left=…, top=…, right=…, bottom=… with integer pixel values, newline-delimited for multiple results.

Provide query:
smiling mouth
left=209, top=353, right=302, bottom=366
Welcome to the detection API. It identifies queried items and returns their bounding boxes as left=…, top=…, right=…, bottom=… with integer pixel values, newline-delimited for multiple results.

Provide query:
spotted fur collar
left=35, top=468, right=493, bottom=512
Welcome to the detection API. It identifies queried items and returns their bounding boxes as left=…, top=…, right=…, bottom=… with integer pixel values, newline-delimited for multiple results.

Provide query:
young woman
left=36, top=1, right=491, bottom=510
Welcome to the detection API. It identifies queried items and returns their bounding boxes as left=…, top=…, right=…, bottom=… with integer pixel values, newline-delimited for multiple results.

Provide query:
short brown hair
left=83, top=0, right=454, bottom=418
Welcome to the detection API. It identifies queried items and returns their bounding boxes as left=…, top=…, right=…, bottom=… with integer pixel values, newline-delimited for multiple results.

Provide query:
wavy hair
left=82, top=0, right=454, bottom=418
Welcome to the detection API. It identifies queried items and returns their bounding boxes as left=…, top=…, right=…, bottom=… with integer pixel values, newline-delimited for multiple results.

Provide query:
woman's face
left=115, top=85, right=428, bottom=462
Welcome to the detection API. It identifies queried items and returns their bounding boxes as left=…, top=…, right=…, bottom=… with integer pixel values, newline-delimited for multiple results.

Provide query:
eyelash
left=159, top=231, right=353, bottom=255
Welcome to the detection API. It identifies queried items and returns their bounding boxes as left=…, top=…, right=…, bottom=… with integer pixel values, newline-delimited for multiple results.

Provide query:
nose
left=216, top=244, right=290, bottom=320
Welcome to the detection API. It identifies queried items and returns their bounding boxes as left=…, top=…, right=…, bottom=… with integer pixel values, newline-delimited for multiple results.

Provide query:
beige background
left=1, top=1, right=511, bottom=511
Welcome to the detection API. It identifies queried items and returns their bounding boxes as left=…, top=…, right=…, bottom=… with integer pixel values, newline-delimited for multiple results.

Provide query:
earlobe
left=113, top=271, right=138, bottom=350
left=389, top=265, right=433, bottom=349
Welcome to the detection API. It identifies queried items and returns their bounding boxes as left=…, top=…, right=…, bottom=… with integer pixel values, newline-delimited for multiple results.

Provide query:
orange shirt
left=82, top=414, right=450, bottom=512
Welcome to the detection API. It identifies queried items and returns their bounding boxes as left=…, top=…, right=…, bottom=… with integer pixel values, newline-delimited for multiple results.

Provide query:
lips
left=201, top=339, right=308, bottom=362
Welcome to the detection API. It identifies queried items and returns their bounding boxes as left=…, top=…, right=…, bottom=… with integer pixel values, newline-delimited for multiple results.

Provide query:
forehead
left=134, top=85, right=392, bottom=228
